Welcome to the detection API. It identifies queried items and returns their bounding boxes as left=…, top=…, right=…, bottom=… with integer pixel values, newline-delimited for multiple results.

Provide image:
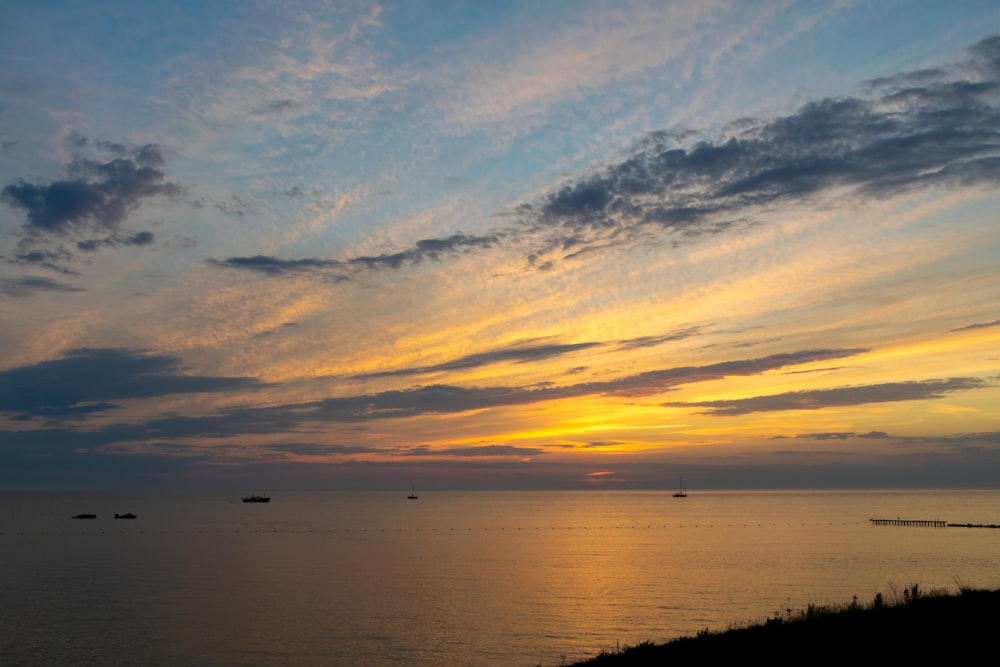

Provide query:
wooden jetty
left=869, top=518, right=947, bottom=527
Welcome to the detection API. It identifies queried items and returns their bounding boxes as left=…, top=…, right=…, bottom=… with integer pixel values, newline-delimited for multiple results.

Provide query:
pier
left=869, top=518, right=947, bottom=527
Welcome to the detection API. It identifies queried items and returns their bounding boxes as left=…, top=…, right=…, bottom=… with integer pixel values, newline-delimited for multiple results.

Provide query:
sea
left=2, top=489, right=998, bottom=667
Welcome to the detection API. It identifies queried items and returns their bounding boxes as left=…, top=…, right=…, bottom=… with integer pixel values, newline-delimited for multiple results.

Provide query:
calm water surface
left=2, top=489, right=998, bottom=666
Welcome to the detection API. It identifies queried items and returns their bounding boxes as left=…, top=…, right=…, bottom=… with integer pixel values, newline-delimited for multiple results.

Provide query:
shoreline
left=563, top=586, right=1000, bottom=664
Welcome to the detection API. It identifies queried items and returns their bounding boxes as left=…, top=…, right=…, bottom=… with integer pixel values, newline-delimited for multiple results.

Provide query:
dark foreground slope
left=569, top=588, right=1000, bottom=664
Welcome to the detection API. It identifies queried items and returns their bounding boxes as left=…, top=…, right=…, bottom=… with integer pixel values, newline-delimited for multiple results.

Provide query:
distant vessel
left=242, top=494, right=270, bottom=503
left=673, top=476, right=687, bottom=498
left=72, top=513, right=97, bottom=519
left=407, top=483, right=418, bottom=500
left=114, top=513, right=137, bottom=519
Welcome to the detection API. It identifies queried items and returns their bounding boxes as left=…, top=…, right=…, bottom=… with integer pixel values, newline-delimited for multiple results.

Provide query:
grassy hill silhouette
left=565, top=585, right=999, bottom=664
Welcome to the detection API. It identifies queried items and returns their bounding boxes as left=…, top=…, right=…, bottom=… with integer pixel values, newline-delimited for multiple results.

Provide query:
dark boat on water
left=72, top=514, right=97, bottom=519
left=242, top=494, right=270, bottom=503
left=115, top=513, right=137, bottom=519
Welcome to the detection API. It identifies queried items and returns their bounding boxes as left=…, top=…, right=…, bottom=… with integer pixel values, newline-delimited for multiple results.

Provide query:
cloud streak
left=4, top=347, right=866, bottom=442
left=952, top=319, right=1000, bottom=332
left=212, top=233, right=501, bottom=277
left=353, top=340, right=603, bottom=380
left=1, top=7, right=997, bottom=490
left=0, top=348, right=263, bottom=422
left=520, top=35, right=1000, bottom=260
left=406, top=444, right=543, bottom=458
left=0, top=275, right=84, bottom=297
left=668, top=377, right=994, bottom=416
left=209, top=35, right=1000, bottom=276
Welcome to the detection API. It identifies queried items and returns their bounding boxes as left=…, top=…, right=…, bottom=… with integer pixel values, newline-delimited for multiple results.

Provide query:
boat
left=673, top=476, right=687, bottom=498
left=115, top=513, right=137, bottom=519
left=72, top=513, right=97, bottom=519
left=242, top=494, right=270, bottom=503
left=407, top=483, right=418, bottom=500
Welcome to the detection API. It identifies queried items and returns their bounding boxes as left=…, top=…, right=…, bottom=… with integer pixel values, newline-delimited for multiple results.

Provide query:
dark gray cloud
left=5, top=428, right=998, bottom=491
left=99, top=349, right=872, bottom=443
left=406, top=444, right=544, bottom=457
left=791, top=431, right=892, bottom=441
left=208, top=35, right=1000, bottom=278
left=353, top=340, right=603, bottom=379
left=951, top=319, right=1000, bottom=332
left=284, top=186, right=323, bottom=198
left=0, top=347, right=866, bottom=446
left=0, top=275, right=85, bottom=297
left=330, top=350, right=862, bottom=422
left=616, top=326, right=708, bottom=349
left=780, top=429, right=1000, bottom=458
left=667, top=377, right=993, bottom=416
left=213, top=233, right=501, bottom=276
left=349, top=233, right=502, bottom=270
left=3, top=347, right=990, bottom=461
left=253, top=99, right=299, bottom=115
left=77, top=230, right=156, bottom=252
left=208, top=255, right=350, bottom=279
left=595, top=349, right=866, bottom=398
left=8, top=248, right=78, bottom=272
left=261, top=442, right=376, bottom=456
left=0, top=348, right=263, bottom=422
left=2, top=143, right=182, bottom=236
left=520, top=35, right=1000, bottom=258
left=350, top=328, right=711, bottom=381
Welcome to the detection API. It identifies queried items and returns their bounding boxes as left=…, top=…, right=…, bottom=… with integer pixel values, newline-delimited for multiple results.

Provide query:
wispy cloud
left=597, top=349, right=866, bottom=398
left=952, top=319, right=1000, bottom=332
left=5, top=347, right=864, bottom=441
left=209, top=35, right=1000, bottom=276
left=213, top=233, right=501, bottom=276
left=0, top=275, right=84, bottom=297
left=616, top=326, right=708, bottom=349
left=519, top=36, right=1000, bottom=261
left=261, top=442, right=377, bottom=456
left=208, top=255, right=351, bottom=279
left=435, top=2, right=724, bottom=130
left=406, top=444, right=543, bottom=458
left=1, top=5, right=997, bottom=490
left=251, top=99, right=300, bottom=116
left=791, top=431, right=892, bottom=441
left=669, top=377, right=994, bottom=416
left=353, top=340, right=603, bottom=380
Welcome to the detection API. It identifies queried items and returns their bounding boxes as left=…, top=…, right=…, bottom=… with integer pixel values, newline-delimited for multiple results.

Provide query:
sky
left=1, top=1, right=999, bottom=491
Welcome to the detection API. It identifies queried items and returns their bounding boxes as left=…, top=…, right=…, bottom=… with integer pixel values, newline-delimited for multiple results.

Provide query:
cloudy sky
left=1, top=1, right=998, bottom=490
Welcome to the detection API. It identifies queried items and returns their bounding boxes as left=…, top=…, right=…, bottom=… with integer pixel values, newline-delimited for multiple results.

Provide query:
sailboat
left=407, top=483, right=418, bottom=500
left=673, top=476, right=687, bottom=498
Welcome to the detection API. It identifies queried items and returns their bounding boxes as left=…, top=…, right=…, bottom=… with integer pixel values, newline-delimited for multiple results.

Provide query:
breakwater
left=870, top=518, right=999, bottom=528
left=869, top=518, right=947, bottom=527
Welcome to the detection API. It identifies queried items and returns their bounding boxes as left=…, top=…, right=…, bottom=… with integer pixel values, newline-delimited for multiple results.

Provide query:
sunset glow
left=1, top=1, right=998, bottom=489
